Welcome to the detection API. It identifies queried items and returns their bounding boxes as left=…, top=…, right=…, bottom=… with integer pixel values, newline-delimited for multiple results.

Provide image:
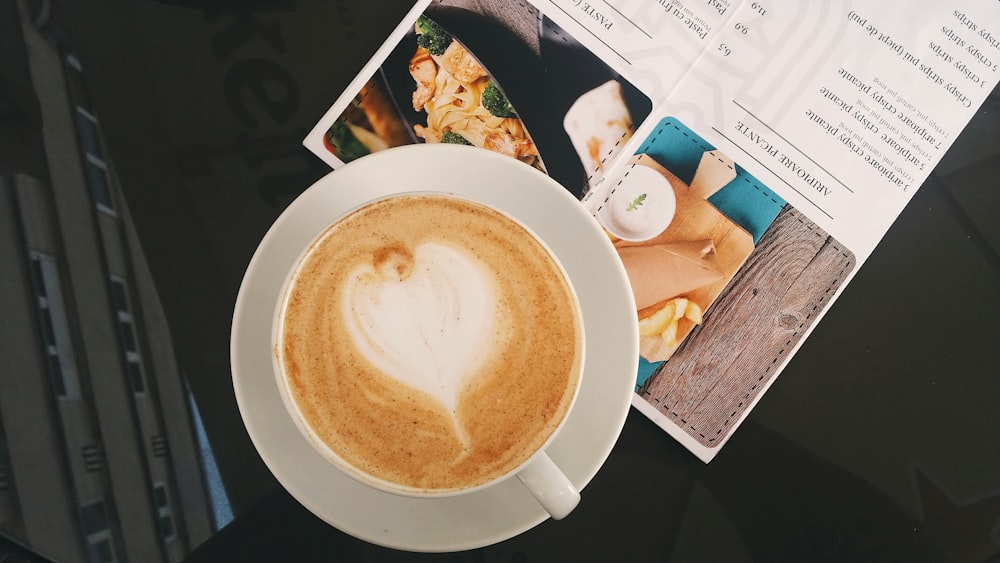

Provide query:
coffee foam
left=343, top=240, right=500, bottom=417
left=279, top=194, right=581, bottom=492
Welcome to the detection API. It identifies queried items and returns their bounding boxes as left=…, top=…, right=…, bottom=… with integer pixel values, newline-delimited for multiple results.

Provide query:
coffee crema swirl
left=279, top=194, right=582, bottom=492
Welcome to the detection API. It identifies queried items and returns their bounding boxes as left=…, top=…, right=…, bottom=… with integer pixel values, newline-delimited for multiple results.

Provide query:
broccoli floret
left=441, top=131, right=472, bottom=145
left=481, top=81, right=517, bottom=118
left=415, top=15, right=452, bottom=56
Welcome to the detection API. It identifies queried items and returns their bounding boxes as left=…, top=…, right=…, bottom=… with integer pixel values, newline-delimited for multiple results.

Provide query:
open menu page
left=303, top=0, right=999, bottom=462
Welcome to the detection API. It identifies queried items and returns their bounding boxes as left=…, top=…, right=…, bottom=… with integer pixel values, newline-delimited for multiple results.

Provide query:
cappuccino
left=278, top=194, right=582, bottom=492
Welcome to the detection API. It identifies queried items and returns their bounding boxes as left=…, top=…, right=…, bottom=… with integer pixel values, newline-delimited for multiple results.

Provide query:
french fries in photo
left=638, top=298, right=683, bottom=336
left=637, top=297, right=705, bottom=348
left=683, top=299, right=703, bottom=324
left=660, top=320, right=679, bottom=348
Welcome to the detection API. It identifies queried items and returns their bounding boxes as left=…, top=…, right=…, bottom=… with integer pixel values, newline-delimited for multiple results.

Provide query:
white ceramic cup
left=271, top=192, right=585, bottom=520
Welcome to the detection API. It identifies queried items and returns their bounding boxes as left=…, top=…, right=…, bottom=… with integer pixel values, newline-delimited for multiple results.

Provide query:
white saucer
left=231, top=144, right=638, bottom=552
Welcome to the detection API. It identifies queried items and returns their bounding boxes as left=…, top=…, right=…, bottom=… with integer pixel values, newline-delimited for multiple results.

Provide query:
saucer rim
left=231, top=144, right=638, bottom=552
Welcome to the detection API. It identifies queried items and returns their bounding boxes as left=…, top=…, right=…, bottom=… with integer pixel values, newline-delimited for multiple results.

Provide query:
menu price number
left=707, top=0, right=765, bottom=17
left=717, top=24, right=750, bottom=57
left=716, top=3, right=766, bottom=58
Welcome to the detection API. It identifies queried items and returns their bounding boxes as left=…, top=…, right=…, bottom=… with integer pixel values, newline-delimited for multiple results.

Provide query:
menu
left=302, top=0, right=1000, bottom=462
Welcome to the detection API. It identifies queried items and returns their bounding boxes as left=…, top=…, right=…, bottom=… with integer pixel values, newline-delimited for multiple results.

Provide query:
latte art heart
left=279, top=194, right=581, bottom=492
left=343, top=241, right=498, bottom=415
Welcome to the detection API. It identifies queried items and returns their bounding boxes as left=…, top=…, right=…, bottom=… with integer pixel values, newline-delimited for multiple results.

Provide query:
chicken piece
left=413, top=124, right=441, bottom=143
left=438, top=41, right=487, bottom=83
left=409, top=46, right=438, bottom=111
left=483, top=130, right=537, bottom=160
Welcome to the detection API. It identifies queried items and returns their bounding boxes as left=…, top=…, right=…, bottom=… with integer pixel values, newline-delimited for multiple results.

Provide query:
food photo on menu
left=308, top=1, right=653, bottom=197
left=593, top=118, right=856, bottom=453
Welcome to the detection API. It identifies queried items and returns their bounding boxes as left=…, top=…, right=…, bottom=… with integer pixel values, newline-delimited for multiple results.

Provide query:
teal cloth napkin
left=635, top=117, right=785, bottom=244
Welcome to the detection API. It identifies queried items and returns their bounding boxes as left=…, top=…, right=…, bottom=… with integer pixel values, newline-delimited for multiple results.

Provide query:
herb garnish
left=626, top=193, right=647, bottom=211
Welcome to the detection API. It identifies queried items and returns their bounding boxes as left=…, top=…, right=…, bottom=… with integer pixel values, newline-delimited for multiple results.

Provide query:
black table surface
left=1, top=1, right=998, bottom=562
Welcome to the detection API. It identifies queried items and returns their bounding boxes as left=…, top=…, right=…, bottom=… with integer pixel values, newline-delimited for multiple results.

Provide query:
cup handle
left=515, top=452, right=580, bottom=520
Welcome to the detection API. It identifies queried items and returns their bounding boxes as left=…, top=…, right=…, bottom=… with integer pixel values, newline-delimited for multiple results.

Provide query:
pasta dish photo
left=407, top=15, right=544, bottom=171
left=315, top=3, right=652, bottom=196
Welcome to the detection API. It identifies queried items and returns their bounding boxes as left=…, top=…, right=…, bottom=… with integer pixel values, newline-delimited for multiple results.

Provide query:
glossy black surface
left=1, top=1, right=998, bottom=561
